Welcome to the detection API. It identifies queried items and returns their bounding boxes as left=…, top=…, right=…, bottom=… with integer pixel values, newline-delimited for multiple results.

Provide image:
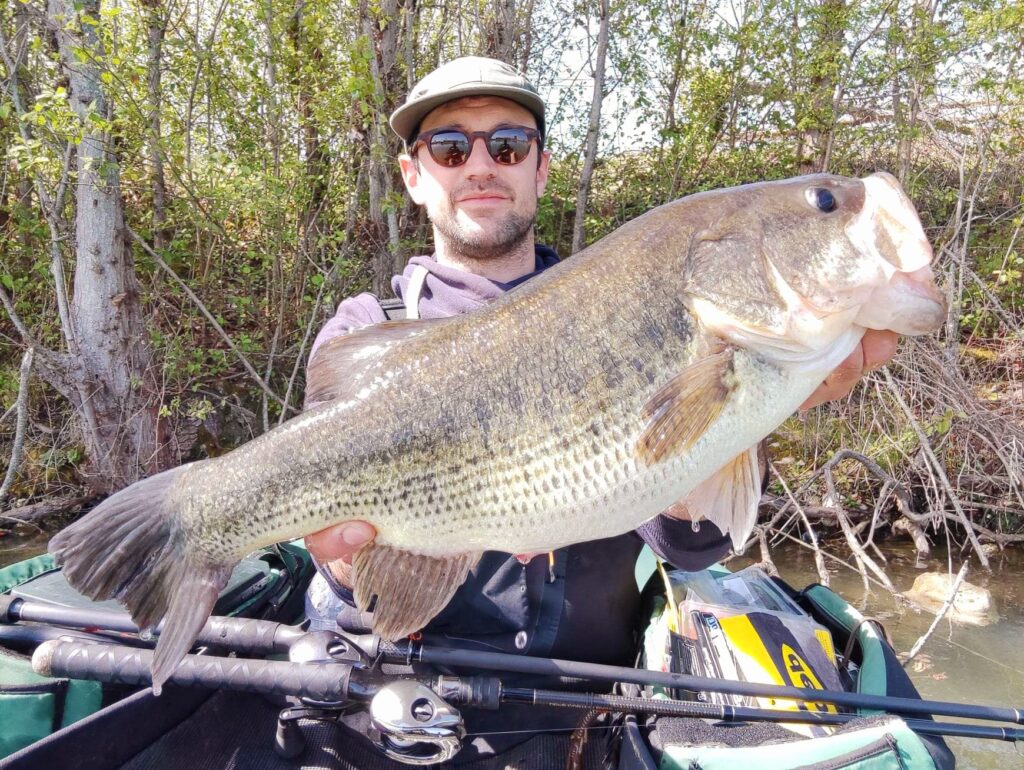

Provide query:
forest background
left=0, top=0, right=1021, bottom=576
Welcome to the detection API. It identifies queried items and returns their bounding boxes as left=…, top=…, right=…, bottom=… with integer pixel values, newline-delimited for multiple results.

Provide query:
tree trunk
left=796, top=0, right=846, bottom=175
left=8, top=2, right=35, bottom=249
left=141, top=0, right=170, bottom=252
left=362, top=0, right=403, bottom=293
left=47, top=0, right=170, bottom=493
left=291, top=0, right=329, bottom=260
left=571, top=0, right=609, bottom=255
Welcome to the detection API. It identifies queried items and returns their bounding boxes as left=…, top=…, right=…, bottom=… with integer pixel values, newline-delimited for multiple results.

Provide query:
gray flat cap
left=389, top=57, right=545, bottom=144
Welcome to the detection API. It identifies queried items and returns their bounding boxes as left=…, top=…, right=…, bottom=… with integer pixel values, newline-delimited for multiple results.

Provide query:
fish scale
left=49, top=172, right=947, bottom=692
left=177, top=265, right=700, bottom=558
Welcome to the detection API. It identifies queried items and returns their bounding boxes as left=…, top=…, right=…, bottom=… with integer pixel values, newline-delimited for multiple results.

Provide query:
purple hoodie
left=310, top=246, right=561, bottom=359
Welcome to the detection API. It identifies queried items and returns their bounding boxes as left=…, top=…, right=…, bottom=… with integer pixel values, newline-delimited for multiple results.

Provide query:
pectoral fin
left=636, top=348, right=736, bottom=464
left=352, top=544, right=481, bottom=640
left=681, top=445, right=761, bottom=550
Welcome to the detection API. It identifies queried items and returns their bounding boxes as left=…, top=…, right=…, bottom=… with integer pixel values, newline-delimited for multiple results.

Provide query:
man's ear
left=535, top=149, right=552, bottom=198
left=399, top=153, right=427, bottom=205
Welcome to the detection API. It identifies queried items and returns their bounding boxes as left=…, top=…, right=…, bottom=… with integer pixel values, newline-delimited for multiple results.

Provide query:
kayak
left=0, top=543, right=315, bottom=763
left=0, top=549, right=963, bottom=769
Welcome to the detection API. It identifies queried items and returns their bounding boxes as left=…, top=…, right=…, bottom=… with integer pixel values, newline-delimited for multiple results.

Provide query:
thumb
left=305, top=520, right=377, bottom=566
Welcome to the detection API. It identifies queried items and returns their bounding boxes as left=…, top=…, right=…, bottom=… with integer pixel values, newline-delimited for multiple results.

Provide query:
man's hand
left=799, top=329, right=898, bottom=410
left=662, top=501, right=694, bottom=520
left=305, top=520, right=377, bottom=590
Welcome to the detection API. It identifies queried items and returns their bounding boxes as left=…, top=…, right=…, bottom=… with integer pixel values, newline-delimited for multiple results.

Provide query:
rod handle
left=32, top=640, right=350, bottom=701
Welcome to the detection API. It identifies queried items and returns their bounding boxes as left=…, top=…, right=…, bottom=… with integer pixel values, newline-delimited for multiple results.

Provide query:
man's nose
left=462, top=136, right=497, bottom=177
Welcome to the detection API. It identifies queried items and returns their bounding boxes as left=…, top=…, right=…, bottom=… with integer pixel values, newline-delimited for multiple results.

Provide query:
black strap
left=378, top=297, right=406, bottom=320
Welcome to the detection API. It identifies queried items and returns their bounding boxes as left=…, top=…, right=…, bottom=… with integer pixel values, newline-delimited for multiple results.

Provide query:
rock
left=903, top=572, right=999, bottom=626
left=979, top=543, right=1000, bottom=558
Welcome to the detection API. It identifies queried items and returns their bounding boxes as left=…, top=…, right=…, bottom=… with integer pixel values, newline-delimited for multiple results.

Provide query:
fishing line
left=941, top=635, right=1024, bottom=678
left=464, top=725, right=616, bottom=738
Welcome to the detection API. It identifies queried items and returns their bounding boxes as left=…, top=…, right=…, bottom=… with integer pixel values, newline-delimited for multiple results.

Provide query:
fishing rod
left=0, top=594, right=306, bottom=654
left=27, top=637, right=1024, bottom=747
left=367, top=633, right=1024, bottom=728
left=6, top=598, right=1022, bottom=731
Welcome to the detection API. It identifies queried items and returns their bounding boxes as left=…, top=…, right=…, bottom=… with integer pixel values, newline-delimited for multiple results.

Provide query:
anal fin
left=637, top=347, right=736, bottom=464
left=352, top=545, right=481, bottom=640
left=681, top=445, right=761, bottom=550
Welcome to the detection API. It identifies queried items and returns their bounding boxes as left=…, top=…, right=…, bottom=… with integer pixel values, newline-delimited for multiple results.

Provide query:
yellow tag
left=781, top=644, right=838, bottom=714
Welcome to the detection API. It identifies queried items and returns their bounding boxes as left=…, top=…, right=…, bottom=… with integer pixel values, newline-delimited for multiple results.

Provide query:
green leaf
left=1, top=274, right=13, bottom=291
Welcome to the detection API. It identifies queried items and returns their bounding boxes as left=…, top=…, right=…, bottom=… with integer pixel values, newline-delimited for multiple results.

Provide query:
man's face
left=399, top=96, right=551, bottom=260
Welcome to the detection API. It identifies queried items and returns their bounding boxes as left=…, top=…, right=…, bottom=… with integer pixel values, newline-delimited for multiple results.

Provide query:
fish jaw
left=854, top=265, right=947, bottom=335
left=844, top=173, right=947, bottom=335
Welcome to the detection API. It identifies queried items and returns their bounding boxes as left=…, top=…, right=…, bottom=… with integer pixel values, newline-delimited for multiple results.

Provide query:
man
left=303, top=57, right=897, bottom=761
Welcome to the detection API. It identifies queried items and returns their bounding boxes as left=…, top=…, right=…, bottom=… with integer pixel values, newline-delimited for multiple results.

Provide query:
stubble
left=432, top=182, right=536, bottom=262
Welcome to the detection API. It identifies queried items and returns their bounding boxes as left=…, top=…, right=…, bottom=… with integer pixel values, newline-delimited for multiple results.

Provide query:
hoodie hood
left=391, top=246, right=561, bottom=319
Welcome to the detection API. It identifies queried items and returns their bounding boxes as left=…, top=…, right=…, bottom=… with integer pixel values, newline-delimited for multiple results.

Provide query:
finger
left=305, top=520, right=377, bottom=565
left=661, top=500, right=693, bottom=520
left=798, top=344, right=865, bottom=410
left=860, top=329, right=899, bottom=372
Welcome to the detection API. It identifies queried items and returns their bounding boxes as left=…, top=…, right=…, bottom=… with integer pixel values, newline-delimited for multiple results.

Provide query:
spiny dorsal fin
left=636, top=347, right=736, bottom=464
left=304, top=319, right=449, bottom=410
left=680, top=445, right=762, bottom=551
left=352, top=544, right=481, bottom=640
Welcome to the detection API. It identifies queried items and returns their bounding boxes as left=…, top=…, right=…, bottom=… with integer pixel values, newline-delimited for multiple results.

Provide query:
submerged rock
left=903, top=572, right=999, bottom=626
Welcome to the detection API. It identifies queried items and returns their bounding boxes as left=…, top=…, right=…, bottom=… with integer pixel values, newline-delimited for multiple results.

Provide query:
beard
left=430, top=182, right=536, bottom=262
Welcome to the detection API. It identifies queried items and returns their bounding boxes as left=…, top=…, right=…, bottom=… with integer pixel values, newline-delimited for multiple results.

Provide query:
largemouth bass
left=50, top=173, right=946, bottom=693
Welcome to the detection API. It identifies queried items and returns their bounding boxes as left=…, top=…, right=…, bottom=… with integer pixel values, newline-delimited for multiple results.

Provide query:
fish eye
left=805, top=187, right=837, bottom=213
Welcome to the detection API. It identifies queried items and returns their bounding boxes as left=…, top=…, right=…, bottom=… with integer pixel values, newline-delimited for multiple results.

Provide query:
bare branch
left=901, top=562, right=968, bottom=667
left=882, top=370, right=990, bottom=569
left=50, top=142, right=78, bottom=355
left=769, top=460, right=830, bottom=586
left=0, top=348, right=34, bottom=505
left=0, top=282, right=44, bottom=350
left=2, top=494, right=95, bottom=525
left=127, top=227, right=295, bottom=416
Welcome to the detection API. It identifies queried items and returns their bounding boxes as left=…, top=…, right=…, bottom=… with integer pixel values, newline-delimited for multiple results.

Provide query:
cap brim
left=390, top=85, right=546, bottom=143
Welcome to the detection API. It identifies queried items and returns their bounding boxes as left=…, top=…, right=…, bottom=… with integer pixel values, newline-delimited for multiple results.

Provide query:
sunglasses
left=410, top=126, right=542, bottom=167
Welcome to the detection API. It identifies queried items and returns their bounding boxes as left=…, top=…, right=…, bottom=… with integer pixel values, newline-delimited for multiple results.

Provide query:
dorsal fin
left=304, top=319, right=449, bottom=410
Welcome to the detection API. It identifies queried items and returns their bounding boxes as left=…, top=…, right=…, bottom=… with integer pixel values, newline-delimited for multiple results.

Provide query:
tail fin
left=49, top=464, right=231, bottom=694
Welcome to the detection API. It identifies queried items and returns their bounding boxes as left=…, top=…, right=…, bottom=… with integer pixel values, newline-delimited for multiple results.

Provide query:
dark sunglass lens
left=428, top=131, right=470, bottom=166
left=488, top=128, right=531, bottom=164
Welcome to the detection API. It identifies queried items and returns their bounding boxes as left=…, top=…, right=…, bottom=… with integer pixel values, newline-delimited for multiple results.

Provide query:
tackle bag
left=626, top=564, right=955, bottom=770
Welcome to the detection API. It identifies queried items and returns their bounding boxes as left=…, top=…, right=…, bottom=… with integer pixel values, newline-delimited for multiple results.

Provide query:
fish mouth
left=844, top=172, right=946, bottom=335
left=854, top=265, right=947, bottom=335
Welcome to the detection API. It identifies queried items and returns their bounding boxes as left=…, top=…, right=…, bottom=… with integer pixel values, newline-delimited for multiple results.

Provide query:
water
left=3, top=529, right=1022, bottom=766
left=0, top=529, right=49, bottom=568
left=731, top=540, right=1024, bottom=769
